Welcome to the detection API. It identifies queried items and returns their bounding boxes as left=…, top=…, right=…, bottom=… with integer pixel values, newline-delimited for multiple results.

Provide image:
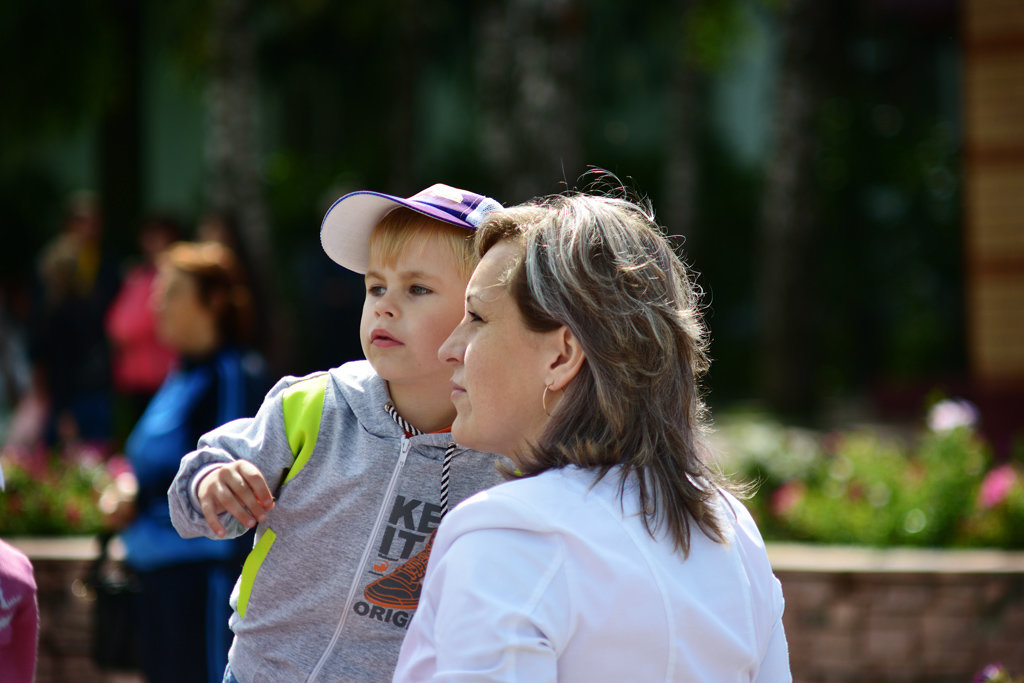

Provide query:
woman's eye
left=467, top=310, right=483, bottom=323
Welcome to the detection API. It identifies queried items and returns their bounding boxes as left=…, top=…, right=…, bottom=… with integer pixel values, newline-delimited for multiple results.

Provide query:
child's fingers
left=216, top=463, right=276, bottom=527
left=200, top=495, right=229, bottom=538
left=215, top=482, right=260, bottom=529
left=196, top=467, right=231, bottom=536
left=233, top=461, right=276, bottom=509
left=218, top=466, right=273, bottom=525
left=195, top=461, right=275, bottom=537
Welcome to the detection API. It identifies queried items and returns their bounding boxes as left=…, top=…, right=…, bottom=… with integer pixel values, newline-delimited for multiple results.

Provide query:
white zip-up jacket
left=169, top=360, right=507, bottom=682
left=395, top=465, right=791, bottom=682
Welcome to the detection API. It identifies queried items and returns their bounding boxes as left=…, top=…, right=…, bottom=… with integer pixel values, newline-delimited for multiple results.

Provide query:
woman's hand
left=196, top=460, right=275, bottom=537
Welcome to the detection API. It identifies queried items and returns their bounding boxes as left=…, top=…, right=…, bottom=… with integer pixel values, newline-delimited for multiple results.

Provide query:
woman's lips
left=449, top=380, right=466, bottom=400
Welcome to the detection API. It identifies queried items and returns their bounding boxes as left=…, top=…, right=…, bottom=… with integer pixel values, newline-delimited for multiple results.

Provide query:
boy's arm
left=168, top=375, right=306, bottom=540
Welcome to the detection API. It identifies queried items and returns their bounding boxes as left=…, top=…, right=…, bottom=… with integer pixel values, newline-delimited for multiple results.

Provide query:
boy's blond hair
left=368, top=207, right=477, bottom=278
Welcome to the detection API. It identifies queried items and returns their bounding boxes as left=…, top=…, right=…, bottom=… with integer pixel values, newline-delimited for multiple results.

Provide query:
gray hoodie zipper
left=306, top=437, right=412, bottom=682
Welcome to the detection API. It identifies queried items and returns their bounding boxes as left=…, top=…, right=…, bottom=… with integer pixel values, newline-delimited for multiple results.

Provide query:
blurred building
left=964, top=0, right=1024, bottom=454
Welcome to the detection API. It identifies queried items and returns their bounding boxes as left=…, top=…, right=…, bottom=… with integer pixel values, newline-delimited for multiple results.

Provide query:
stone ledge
left=7, top=535, right=126, bottom=561
left=11, top=535, right=1024, bottom=572
left=767, top=542, right=1024, bottom=573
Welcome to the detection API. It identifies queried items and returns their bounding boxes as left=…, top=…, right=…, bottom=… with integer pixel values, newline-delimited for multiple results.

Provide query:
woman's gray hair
left=476, top=191, right=735, bottom=555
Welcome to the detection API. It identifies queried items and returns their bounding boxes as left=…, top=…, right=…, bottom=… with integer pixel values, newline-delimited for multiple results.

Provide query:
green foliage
left=718, top=407, right=1024, bottom=549
left=683, top=1, right=751, bottom=70
left=0, top=447, right=112, bottom=536
left=0, top=0, right=966, bottom=407
left=0, top=3, right=120, bottom=162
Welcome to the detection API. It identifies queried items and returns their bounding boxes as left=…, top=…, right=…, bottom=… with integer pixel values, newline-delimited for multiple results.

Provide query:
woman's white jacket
left=395, top=465, right=791, bottom=682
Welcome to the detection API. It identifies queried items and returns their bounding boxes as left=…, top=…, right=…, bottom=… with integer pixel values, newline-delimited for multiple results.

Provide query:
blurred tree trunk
left=663, top=61, right=699, bottom=240
left=99, top=0, right=143, bottom=251
left=207, top=0, right=293, bottom=372
left=757, top=0, right=831, bottom=416
left=388, top=1, right=420, bottom=195
left=477, top=0, right=584, bottom=202
left=662, top=1, right=699, bottom=241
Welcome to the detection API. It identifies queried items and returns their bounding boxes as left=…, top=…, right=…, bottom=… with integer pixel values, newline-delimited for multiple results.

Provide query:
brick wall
left=771, top=543, right=1024, bottom=683
left=11, top=538, right=142, bottom=683
left=11, top=538, right=1024, bottom=682
left=32, top=556, right=141, bottom=683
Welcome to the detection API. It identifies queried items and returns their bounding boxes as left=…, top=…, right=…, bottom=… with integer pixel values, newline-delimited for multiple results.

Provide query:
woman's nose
left=438, top=325, right=464, bottom=364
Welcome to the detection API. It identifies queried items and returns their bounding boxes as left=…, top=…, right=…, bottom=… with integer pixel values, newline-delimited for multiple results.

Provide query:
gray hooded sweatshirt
left=169, top=360, right=508, bottom=682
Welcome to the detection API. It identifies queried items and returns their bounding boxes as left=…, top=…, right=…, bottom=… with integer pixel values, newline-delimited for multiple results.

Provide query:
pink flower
left=771, top=481, right=805, bottom=516
left=974, top=663, right=1016, bottom=683
left=106, top=455, right=135, bottom=479
left=979, top=465, right=1017, bottom=509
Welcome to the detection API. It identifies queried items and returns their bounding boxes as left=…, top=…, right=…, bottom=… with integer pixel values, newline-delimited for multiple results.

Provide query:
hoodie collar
left=333, top=360, right=455, bottom=448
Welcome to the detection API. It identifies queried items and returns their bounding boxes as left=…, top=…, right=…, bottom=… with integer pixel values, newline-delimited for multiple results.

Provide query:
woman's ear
left=547, top=326, right=585, bottom=392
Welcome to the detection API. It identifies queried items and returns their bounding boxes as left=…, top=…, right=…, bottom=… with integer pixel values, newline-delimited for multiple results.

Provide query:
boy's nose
left=374, top=295, right=397, bottom=318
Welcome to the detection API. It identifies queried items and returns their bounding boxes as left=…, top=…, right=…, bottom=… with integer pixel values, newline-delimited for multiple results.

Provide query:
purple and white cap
left=320, top=183, right=503, bottom=274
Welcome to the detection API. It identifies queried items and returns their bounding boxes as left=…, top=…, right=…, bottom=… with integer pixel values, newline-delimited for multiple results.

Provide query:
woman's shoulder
left=442, top=467, right=602, bottom=536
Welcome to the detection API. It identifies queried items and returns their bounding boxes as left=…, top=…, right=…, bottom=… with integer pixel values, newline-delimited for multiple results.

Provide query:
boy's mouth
left=370, top=329, right=402, bottom=348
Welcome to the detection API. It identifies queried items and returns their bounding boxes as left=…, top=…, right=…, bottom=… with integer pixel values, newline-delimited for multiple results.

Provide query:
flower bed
left=5, top=397, right=1024, bottom=682
left=0, top=443, right=129, bottom=536
left=715, top=399, right=1024, bottom=550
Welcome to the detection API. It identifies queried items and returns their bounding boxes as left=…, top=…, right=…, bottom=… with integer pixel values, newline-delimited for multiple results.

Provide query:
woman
left=101, top=241, right=267, bottom=683
left=393, top=192, right=791, bottom=681
left=104, top=213, right=181, bottom=436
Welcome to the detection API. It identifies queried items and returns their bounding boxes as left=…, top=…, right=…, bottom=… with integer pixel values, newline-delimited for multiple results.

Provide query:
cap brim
left=320, top=190, right=479, bottom=274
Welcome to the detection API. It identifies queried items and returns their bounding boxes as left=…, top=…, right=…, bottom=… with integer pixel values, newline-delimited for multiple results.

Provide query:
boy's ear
left=547, top=326, right=585, bottom=392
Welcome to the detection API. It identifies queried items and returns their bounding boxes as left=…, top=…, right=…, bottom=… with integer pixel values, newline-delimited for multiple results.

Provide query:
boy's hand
left=196, top=461, right=275, bottom=537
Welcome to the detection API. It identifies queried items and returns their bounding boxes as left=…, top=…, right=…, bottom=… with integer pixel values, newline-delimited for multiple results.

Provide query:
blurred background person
left=28, top=190, right=119, bottom=447
left=100, top=241, right=268, bottom=683
left=0, top=279, right=33, bottom=446
left=196, top=208, right=272, bottom=366
left=105, top=212, right=183, bottom=444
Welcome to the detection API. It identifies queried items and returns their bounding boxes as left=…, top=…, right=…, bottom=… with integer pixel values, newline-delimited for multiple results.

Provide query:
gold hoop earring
left=542, top=385, right=553, bottom=417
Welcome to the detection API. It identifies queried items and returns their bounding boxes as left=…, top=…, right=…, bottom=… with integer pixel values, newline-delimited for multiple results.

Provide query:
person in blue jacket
left=101, top=240, right=268, bottom=683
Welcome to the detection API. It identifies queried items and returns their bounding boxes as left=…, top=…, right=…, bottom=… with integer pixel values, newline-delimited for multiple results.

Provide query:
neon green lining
left=236, top=374, right=326, bottom=619
left=281, top=374, right=328, bottom=485
left=237, top=528, right=276, bottom=619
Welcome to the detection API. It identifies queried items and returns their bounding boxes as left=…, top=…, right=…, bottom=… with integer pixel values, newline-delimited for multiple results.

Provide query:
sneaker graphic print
left=363, top=529, right=436, bottom=610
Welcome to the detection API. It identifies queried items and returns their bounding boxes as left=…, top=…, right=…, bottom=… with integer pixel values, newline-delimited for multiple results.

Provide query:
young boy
left=168, top=184, right=507, bottom=682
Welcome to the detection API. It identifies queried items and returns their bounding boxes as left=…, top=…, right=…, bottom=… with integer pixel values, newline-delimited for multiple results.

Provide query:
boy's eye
left=410, top=285, right=432, bottom=296
left=367, top=285, right=385, bottom=296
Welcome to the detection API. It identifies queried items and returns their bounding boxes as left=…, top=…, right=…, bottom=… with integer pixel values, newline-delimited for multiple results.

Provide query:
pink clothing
left=0, top=539, right=38, bottom=683
left=105, top=264, right=176, bottom=393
